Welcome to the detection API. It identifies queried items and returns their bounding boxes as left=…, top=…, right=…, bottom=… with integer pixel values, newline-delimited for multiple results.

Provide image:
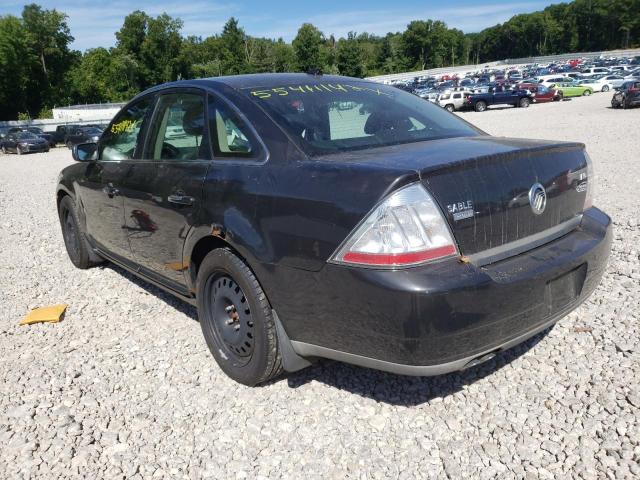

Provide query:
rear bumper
left=273, top=208, right=612, bottom=375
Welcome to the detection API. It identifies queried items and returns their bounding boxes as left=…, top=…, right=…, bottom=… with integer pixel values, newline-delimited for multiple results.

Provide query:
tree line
left=1, top=0, right=639, bottom=120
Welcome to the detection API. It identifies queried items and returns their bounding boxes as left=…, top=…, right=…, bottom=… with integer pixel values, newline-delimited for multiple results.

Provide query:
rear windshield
left=242, top=80, right=479, bottom=156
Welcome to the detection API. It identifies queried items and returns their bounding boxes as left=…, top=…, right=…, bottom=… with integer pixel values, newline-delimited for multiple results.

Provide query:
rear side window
left=100, top=97, right=153, bottom=161
left=146, top=92, right=209, bottom=161
left=207, top=96, right=255, bottom=158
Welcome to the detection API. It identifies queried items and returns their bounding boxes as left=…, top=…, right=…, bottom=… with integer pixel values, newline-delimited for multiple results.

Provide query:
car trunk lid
left=418, top=137, right=588, bottom=256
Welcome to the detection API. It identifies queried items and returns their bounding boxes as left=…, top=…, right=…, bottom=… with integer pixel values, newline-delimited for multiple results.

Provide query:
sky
left=1, top=0, right=556, bottom=51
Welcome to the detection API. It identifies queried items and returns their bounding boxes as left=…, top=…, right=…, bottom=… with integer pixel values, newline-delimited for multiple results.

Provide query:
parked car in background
left=539, top=76, right=574, bottom=86
left=65, top=126, right=103, bottom=148
left=464, top=85, right=533, bottom=112
left=551, top=82, right=594, bottom=97
left=9, top=126, right=56, bottom=147
left=437, top=90, right=471, bottom=111
left=1, top=131, right=49, bottom=154
left=56, top=73, right=610, bottom=386
left=51, top=124, right=81, bottom=145
left=611, top=80, right=640, bottom=109
left=517, top=84, right=562, bottom=102
left=578, top=75, right=625, bottom=92
left=582, top=67, right=610, bottom=77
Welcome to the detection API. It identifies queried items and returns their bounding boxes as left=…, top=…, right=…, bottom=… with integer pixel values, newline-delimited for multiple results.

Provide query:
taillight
left=584, top=152, right=595, bottom=210
left=330, top=183, right=458, bottom=268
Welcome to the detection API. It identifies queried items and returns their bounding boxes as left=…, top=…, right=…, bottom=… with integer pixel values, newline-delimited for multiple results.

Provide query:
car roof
left=135, top=73, right=364, bottom=99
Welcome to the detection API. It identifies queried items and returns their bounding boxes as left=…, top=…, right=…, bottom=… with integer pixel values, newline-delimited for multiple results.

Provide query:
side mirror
left=72, top=142, right=97, bottom=162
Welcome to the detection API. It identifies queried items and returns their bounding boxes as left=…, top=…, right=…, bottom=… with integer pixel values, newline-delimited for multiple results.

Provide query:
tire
left=519, top=97, right=531, bottom=108
left=1, top=145, right=6, bottom=154
left=445, top=104, right=454, bottom=112
left=66, top=141, right=72, bottom=149
left=17, top=145, right=23, bottom=155
left=583, top=89, right=591, bottom=96
left=474, top=101, right=487, bottom=112
left=58, top=196, right=101, bottom=269
left=197, top=248, right=283, bottom=386
left=602, top=85, right=609, bottom=92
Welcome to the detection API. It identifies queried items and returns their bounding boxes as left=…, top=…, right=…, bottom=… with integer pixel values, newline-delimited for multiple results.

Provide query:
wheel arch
left=185, top=231, right=258, bottom=294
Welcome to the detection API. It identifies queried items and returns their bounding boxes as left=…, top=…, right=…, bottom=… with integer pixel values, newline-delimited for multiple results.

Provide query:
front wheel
left=519, top=98, right=531, bottom=108
left=583, top=89, right=592, bottom=96
left=1, top=145, right=6, bottom=154
left=197, top=249, right=283, bottom=386
left=602, top=85, right=609, bottom=92
left=16, top=145, right=23, bottom=155
left=445, top=104, right=454, bottom=112
left=58, top=196, right=102, bottom=269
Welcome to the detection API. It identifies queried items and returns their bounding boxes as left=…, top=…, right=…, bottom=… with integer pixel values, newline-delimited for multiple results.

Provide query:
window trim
left=141, top=87, right=211, bottom=163
left=206, top=91, right=269, bottom=165
left=98, top=93, right=157, bottom=163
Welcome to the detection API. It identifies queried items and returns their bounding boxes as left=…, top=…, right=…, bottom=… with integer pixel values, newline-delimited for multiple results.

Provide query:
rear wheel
left=445, top=104, right=454, bottom=112
left=58, top=196, right=101, bottom=269
left=1, top=145, right=6, bottom=154
left=583, top=89, right=592, bottom=96
left=474, top=101, right=487, bottom=112
left=66, top=140, right=72, bottom=149
left=197, top=249, right=283, bottom=386
left=519, top=97, right=531, bottom=108
left=602, top=85, right=609, bottom=92
left=16, top=145, right=23, bottom=155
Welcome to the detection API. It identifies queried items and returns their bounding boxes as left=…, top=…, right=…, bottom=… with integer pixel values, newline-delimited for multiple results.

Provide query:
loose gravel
left=1, top=93, right=639, bottom=479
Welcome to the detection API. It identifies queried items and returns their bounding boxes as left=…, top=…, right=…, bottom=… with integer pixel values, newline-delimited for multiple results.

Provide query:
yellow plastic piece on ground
left=19, top=304, right=68, bottom=326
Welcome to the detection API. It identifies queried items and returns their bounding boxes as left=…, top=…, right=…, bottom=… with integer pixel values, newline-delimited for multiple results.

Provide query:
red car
left=517, top=83, right=562, bottom=102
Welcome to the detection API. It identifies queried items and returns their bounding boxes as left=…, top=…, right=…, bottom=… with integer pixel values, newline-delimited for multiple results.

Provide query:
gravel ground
left=1, top=93, right=639, bottom=479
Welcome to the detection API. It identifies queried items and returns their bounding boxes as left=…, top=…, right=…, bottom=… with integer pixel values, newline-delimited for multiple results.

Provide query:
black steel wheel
left=206, top=274, right=255, bottom=364
left=197, top=248, right=283, bottom=386
left=58, top=196, right=101, bottom=269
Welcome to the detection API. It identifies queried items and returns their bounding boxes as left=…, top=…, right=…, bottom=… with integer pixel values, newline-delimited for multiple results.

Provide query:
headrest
left=182, top=103, right=204, bottom=136
left=364, top=111, right=412, bottom=135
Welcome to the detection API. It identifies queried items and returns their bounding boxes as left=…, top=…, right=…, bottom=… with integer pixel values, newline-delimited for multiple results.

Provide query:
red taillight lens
left=331, top=183, right=458, bottom=268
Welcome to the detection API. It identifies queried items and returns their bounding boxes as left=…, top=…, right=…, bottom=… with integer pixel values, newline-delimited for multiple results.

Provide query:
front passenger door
left=77, top=96, right=155, bottom=262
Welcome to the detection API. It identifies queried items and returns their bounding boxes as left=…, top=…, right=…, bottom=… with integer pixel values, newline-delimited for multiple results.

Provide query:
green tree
left=293, top=23, right=325, bottom=72
left=336, top=32, right=364, bottom=77
left=0, top=16, right=31, bottom=119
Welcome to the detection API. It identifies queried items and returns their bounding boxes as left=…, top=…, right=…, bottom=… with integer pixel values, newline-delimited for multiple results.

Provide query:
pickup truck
left=464, top=86, right=533, bottom=112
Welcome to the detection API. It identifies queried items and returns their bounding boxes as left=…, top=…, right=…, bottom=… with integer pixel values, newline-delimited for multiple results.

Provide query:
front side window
left=207, top=96, right=255, bottom=157
left=147, top=93, right=208, bottom=161
left=100, top=97, right=153, bottom=161
left=242, top=81, right=478, bottom=156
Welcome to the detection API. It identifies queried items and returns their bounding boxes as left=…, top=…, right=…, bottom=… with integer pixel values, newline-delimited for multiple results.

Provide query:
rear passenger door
left=120, top=89, right=210, bottom=291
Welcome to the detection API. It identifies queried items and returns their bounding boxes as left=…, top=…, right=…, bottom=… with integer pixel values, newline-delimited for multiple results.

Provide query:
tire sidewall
left=59, top=196, right=83, bottom=266
left=475, top=101, right=486, bottom=112
left=196, top=249, right=276, bottom=386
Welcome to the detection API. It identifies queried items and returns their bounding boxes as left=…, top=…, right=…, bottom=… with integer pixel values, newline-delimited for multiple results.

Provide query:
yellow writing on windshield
left=111, top=119, right=136, bottom=134
left=250, top=83, right=392, bottom=99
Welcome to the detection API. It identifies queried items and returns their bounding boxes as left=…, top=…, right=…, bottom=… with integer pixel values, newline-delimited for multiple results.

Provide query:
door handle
left=102, top=184, right=119, bottom=198
left=167, top=194, right=195, bottom=206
